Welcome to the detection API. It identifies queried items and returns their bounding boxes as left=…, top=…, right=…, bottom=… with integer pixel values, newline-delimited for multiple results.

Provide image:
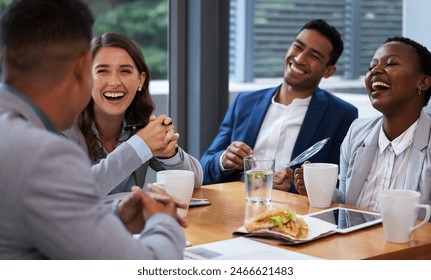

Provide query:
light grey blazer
left=335, top=111, right=431, bottom=219
left=0, top=85, right=185, bottom=259
left=64, top=126, right=203, bottom=196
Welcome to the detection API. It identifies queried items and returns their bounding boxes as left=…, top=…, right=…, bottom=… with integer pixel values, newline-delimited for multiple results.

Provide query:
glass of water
left=244, top=155, right=275, bottom=204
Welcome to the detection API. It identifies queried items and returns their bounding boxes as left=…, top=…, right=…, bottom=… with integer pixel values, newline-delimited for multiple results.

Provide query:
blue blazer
left=200, top=85, right=358, bottom=192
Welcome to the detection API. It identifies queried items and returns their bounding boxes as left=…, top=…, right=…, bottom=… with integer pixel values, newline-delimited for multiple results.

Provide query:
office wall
left=404, top=0, right=431, bottom=113
left=403, top=0, right=431, bottom=50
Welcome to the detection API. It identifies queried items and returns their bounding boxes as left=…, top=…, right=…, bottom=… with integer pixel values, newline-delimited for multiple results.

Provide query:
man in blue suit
left=201, top=19, right=358, bottom=193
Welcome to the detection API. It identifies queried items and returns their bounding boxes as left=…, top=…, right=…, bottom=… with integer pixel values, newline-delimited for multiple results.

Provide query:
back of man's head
left=0, top=0, right=94, bottom=83
left=298, top=19, right=343, bottom=66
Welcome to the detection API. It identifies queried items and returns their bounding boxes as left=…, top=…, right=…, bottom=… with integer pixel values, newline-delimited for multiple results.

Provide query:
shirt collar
left=271, top=91, right=311, bottom=108
left=378, top=120, right=418, bottom=155
left=90, top=120, right=131, bottom=155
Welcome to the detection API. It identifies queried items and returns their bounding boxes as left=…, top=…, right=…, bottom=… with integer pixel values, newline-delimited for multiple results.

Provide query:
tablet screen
left=307, top=207, right=382, bottom=233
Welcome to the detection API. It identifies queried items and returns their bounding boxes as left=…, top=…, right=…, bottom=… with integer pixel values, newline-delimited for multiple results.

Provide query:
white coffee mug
left=379, top=190, right=431, bottom=243
left=156, top=170, right=195, bottom=218
left=303, top=163, right=338, bottom=208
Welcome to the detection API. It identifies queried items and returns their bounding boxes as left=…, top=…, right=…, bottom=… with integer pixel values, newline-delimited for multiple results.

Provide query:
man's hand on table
left=118, top=185, right=188, bottom=234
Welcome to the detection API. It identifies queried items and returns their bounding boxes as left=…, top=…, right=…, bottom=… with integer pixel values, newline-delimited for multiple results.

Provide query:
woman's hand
left=293, top=161, right=310, bottom=196
left=135, top=114, right=176, bottom=153
left=153, top=133, right=180, bottom=158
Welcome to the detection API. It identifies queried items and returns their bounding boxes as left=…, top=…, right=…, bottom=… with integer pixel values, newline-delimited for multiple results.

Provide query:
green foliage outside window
left=88, top=0, right=168, bottom=80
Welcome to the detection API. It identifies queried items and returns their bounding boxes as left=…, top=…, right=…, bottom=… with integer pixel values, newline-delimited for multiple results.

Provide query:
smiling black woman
left=334, top=37, right=431, bottom=220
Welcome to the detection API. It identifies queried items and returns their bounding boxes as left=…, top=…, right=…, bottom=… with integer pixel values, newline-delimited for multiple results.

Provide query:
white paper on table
left=235, top=216, right=337, bottom=245
left=184, top=237, right=322, bottom=260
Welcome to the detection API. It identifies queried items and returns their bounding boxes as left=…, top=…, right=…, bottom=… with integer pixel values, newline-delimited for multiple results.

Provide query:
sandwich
left=244, top=206, right=309, bottom=239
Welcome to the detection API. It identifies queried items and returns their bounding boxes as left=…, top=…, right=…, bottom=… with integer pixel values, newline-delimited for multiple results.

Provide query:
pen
left=124, top=123, right=145, bottom=131
left=124, top=121, right=173, bottom=131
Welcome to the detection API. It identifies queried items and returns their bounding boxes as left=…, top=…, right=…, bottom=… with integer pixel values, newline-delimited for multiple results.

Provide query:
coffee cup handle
left=410, top=204, right=431, bottom=233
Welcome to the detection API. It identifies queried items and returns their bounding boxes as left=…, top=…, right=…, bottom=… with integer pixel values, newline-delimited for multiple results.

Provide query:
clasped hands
left=135, top=114, right=179, bottom=158
left=118, top=184, right=188, bottom=234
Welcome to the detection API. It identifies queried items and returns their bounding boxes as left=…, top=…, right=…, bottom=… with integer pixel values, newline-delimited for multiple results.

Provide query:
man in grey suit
left=0, top=0, right=186, bottom=259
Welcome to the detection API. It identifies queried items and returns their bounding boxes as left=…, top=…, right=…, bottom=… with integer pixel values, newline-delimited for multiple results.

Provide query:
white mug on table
left=379, top=190, right=431, bottom=243
left=156, top=170, right=195, bottom=218
left=303, top=163, right=338, bottom=208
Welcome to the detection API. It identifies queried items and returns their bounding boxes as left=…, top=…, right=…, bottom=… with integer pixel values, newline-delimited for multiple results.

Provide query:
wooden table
left=185, top=181, right=431, bottom=260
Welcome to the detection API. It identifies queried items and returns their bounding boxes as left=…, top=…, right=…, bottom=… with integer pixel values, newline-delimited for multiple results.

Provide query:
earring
left=418, top=88, right=422, bottom=96
left=138, top=87, right=142, bottom=92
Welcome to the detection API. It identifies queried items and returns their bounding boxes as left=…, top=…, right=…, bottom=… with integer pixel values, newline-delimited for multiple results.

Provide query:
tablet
left=306, top=207, right=382, bottom=234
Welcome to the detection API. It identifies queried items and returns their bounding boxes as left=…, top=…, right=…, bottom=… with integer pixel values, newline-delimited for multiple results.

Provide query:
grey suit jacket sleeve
left=333, top=128, right=350, bottom=203
left=14, top=135, right=185, bottom=259
left=63, top=127, right=145, bottom=196
left=64, top=127, right=203, bottom=195
left=92, top=142, right=145, bottom=195
left=334, top=117, right=381, bottom=203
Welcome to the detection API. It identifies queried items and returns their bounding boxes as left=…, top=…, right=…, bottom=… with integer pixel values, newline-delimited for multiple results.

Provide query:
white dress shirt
left=356, top=120, right=418, bottom=210
left=253, top=95, right=311, bottom=170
